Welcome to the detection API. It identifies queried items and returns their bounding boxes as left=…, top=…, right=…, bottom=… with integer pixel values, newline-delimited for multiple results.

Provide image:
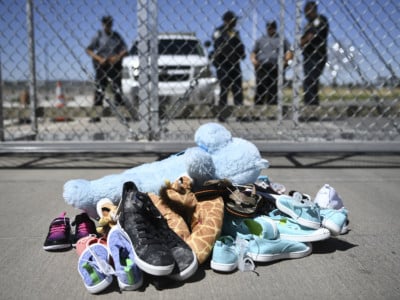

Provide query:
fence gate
left=1, top=0, right=399, bottom=151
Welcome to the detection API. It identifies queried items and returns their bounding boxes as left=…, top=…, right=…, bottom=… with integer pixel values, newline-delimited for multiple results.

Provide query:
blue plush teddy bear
left=63, top=122, right=269, bottom=218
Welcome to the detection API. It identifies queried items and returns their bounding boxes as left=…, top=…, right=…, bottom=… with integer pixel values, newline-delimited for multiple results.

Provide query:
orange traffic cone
left=55, top=81, right=66, bottom=108
left=53, top=81, right=71, bottom=122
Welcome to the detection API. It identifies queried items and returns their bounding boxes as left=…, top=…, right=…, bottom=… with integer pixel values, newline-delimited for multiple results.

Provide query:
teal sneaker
left=236, top=231, right=312, bottom=263
left=224, top=215, right=312, bottom=262
left=211, top=236, right=238, bottom=272
left=211, top=235, right=256, bottom=273
left=222, top=213, right=278, bottom=240
left=275, top=194, right=321, bottom=229
left=320, top=208, right=348, bottom=236
left=267, top=210, right=331, bottom=242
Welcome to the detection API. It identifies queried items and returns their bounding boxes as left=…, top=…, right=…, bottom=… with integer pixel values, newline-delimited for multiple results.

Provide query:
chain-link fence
left=1, top=0, right=399, bottom=149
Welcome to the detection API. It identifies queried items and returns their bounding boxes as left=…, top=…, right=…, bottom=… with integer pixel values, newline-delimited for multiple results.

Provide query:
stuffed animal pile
left=42, top=122, right=349, bottom=294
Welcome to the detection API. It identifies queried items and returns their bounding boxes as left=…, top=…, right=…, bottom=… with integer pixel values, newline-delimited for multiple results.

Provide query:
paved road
left=0, top=155, right=399, bottom=300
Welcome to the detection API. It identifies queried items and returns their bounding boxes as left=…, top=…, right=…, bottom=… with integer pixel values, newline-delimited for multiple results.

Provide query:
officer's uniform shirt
left=212, top=25, right=245, bottom=68
left=252, top=33, right=290, bottom=66
left=302, top=14, right=329, bottom=60
left=87, top=29, right=127, bottom=62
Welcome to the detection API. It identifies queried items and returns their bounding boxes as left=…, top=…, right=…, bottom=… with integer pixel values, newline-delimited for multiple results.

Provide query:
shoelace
left=125, top=199, right=163, bottom=246
left=85, top=246, right=116, bottom=277
left=292, top=193, right=321, bottom=223
left=49, top=212, right=68, bottom=237
left=235, top=237, right=256, bottom=273
left=49, top=223, right=67, bottom=237
left=76, top=221, right=91, bottom=236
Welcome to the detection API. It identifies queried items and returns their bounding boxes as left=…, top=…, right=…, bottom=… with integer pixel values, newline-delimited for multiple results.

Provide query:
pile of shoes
left=43, top=177, right=350, bottom=293
left=210, top=177, right=350, bottom=273
left=43, top=181, right=198, bottom=294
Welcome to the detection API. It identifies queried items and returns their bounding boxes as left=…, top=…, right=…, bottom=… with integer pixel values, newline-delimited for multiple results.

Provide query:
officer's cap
left=101, top=15, right=113, bottom=25
left=223, top=11, right=239, bottom=22
left=266, top=21, right=277, bottom=29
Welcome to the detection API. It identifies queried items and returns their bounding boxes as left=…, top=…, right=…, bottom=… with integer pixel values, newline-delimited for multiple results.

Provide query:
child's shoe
left=314, top=184, right=350, bottom=235
left=72, top=212, right=97, bottom=247
left=320, top=208, right=348, bottom=236
left=314, top=184, right=344, bottom=209
left=75, top=234, right=107, bottom=257
left=275, top=194, right=321, bottom=229
left=211, top=235, right=255, bottom=273
left=107, top=224, right=143, bottom=291
left=43, top=212, right=72, bottom=251
left=268, top=209, right=331, bottom=242
left=77, top=243, right=113, bottom=294
left=246, top=216, right=312, bottom=262
left=210, top=236, right=238, bottom=272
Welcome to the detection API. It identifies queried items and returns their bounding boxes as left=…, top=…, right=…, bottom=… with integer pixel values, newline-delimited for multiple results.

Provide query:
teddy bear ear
left=194, top=123, right=232, bottom=153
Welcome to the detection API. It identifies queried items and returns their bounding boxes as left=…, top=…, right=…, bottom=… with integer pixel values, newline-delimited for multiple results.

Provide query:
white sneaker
left=314, top=184, right=344, bottom=209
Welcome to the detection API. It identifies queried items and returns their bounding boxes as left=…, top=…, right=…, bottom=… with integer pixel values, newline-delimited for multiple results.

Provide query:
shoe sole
left=86, top=276, right=113, bottom=294
left=210, top=260, right=238, bottom=272
left=340, top=220, right=350, bottom=234
left=276, top=199, right=321, bottom=229
left=168, top=250, right=198, bottom=281
left=130, top=242, right=175, bottom=276
left=118, top=276, right=143, bottom=291
left=43, top=243, right=71, bottom=251
left=247, top=244, right=312, bottom=262
left=322, top=219, right=341, bottom=236
left=278, top=228, right=331, bottom=242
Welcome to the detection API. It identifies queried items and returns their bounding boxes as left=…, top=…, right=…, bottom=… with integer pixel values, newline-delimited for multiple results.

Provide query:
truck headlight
left=194, top=65, right=212, bottom=78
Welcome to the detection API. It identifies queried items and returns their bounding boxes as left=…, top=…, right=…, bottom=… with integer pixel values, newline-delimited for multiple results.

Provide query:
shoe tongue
left=58, top=211, right=67, bottom=219
left=54, top=216, right=69, bottom=225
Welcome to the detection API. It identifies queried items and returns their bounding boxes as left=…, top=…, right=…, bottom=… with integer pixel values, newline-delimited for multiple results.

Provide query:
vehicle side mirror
left=204, top=40, right=212, bottom=48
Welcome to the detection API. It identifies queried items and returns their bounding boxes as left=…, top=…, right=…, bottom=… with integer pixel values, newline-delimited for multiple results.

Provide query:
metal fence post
left=137, top=0, right=159, bottom=140
left=148, top=0, right=159, bottom=140
left=292, top=0, right=302, bottom=124
left=137, top=0, right=150, bottom=139
left=277, top=0, right=285, bottom=123
left=26, top=0, right=38, bottom=137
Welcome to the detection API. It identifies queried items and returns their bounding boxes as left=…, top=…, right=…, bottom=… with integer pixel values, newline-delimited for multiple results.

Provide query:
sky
left=1, top=0, right=399, bottom=85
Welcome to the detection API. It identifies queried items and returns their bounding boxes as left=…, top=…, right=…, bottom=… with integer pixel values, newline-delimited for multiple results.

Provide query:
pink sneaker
left=72, top=213, right=97, bottom=247
left=43, top=212, right=72, bottom=251
left=76, top=234, right=107, bottom=257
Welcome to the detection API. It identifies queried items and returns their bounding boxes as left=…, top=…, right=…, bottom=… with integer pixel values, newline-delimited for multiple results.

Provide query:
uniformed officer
left=86, top=16, right=128, bottom=122
left=251, top=21, right=291, bottom=105
left=212, top=11, right=246, bottom=112
left=300, top=1, right=329, bottom=106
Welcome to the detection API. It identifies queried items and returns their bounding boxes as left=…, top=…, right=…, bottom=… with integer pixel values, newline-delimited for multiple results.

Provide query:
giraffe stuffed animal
left=149, top=176, right=224, bottom=265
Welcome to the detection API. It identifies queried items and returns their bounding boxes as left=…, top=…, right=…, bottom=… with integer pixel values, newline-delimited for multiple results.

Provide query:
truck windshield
left=129, top=39, right=204, bottom=56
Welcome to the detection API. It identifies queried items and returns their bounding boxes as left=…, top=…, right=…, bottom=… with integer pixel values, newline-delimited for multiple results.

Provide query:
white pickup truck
left=122, top=32, right=218, bottom=106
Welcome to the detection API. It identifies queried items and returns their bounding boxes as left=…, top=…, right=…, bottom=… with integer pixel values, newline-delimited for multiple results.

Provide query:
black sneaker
left=43, top=212, right=72, bottom=251
left=153, top=211, right=198, bottom=281
left=119, top=181, right=175, bottom=276
left=71, top=212, right=97, bottom=247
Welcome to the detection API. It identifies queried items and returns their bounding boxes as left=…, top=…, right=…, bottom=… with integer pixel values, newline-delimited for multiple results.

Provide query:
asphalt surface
left=0, top=154, right=399, bottom=300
